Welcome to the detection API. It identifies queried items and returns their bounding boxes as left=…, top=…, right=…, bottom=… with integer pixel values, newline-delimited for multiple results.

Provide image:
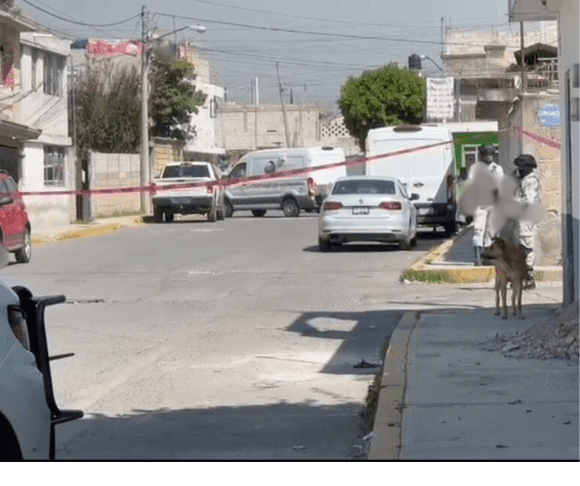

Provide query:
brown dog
left=481, top=237, right=528, bottom=319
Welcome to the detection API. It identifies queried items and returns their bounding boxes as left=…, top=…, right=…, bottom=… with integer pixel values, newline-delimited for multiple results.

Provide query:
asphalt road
left=2, top=211, right=447, bottom=460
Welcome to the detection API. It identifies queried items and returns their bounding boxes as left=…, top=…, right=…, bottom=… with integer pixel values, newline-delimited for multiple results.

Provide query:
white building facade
left=1, top=10, right=74, bottom=231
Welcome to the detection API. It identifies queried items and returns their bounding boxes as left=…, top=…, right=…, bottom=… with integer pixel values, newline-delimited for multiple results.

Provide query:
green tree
left=0, top=0, right=15, bottom=11
left=338, top=63, right=425, bottom=150
left=149, top=56, right=206, bottom=140
left=74, top=60, right=141, bottom=158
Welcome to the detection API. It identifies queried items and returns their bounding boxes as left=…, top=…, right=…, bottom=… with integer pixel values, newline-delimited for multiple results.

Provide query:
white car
left=318, top=176, right=419, bottom=252
left=0, top=268, right=82, bottom=460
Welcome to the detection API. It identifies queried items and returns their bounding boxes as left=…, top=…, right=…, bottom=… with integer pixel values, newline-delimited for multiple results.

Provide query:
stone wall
left=505, top=92, right=562, bottom=266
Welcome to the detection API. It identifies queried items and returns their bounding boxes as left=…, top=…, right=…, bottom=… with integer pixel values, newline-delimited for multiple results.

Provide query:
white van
left=365, top=125, right=457, bottom=236
left=225, top=146, right=346, bottom=217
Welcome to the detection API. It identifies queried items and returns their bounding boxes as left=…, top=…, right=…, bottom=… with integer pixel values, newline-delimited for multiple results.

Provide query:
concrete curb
left=368, top=312, right=419, bottom=460
left=400, top=227, right=562, bottom=284
left=31, top=216, right=143, bottom=246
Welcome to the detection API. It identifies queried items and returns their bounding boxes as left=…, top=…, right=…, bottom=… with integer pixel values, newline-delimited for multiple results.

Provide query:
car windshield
left=163, top=165, right=211, bottom=178
left=332, top=179, right=396, bottom=195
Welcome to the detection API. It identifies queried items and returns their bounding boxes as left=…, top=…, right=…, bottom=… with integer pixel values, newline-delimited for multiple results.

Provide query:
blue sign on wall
left=538, top=104, right=561, bottom=126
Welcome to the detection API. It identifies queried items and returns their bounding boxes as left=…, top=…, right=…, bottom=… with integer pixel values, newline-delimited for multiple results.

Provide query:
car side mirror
left=0, top=196, right=13, bottom=206
left=410, top=193, right=420, bottom=201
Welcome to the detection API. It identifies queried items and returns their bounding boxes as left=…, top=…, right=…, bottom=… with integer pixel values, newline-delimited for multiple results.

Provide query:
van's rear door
left=366, top=139, right=451, bottom=205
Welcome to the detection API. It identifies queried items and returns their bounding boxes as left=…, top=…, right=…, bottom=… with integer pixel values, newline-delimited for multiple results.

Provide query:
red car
left=0, top=171, right=31, bottom=264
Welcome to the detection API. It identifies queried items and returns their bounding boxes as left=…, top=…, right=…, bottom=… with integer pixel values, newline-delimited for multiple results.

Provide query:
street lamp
left=419, top=54, right=444, bottom=72
left=140, top=21, right=206, bottom=214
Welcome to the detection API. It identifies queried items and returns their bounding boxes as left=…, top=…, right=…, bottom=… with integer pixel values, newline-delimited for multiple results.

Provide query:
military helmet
left=514, top=154, right=537, bottom=169
left=478, top=144, right=496, bottom=156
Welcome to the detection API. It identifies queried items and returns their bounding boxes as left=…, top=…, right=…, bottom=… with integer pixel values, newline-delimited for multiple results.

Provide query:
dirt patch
left=483, top=302, right=579, bottom=361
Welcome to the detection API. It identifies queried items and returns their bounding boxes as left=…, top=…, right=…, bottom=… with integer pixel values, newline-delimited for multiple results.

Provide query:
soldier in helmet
left=513, top=154, right=541, bottom=288
left=471, top=144, right=504, bottom=265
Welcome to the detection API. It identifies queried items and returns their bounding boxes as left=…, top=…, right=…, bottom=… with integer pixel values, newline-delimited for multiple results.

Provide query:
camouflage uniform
left=516, top=171, right=541, bottom=267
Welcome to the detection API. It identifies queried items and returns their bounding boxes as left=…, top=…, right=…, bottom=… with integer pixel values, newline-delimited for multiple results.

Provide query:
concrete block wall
left=90, top=152, right=140, bottom=218
left=219, top=103, right=320, bottom=151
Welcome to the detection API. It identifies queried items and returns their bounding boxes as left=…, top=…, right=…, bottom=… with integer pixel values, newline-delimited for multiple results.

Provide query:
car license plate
left=353, top=207, right=369, bottom=215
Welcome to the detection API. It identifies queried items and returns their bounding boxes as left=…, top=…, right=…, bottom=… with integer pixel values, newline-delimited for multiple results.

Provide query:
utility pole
left=140, top=5, right=151, bottom=214
left=253, top=77, right=259, bottom=149
left=520, top=22, right=526, bottom=94
left=276, top=62, right=291, bottom=148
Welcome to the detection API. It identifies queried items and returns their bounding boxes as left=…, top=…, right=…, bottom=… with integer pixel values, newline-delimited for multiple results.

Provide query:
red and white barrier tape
left=11, top=126, right=560, bottom=198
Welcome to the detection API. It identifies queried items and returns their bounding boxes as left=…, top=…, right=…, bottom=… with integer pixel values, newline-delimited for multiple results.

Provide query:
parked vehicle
left=365, top=125, right=457, bottom=236
left=0, top=271, right=82, bottom=460
left=0, top=171, right=31, bottom=264
left=224, top=146, right=346, bottom=218
left=318, top=176, right=418, bottom=251
left=152, top=162, right=225, bottom=223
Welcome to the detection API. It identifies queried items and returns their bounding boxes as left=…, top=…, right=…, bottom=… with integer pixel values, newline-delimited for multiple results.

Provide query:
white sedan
left=318, top=176, right=419, bottom=252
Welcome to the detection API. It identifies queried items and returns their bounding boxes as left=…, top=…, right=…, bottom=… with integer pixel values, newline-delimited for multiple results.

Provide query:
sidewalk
left=31, top=215, right=144, bottom=246
left=401, top=226, right=563, bottom=284
left=369, top=285, right=579, bottom=460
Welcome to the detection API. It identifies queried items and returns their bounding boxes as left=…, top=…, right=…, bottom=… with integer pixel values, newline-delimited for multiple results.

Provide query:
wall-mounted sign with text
left=538, top=104, right=561, bottom=126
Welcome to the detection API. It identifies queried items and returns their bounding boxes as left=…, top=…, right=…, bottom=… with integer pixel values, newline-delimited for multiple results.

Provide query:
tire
left=251, top=209, right=267, bottom=217
left=400, top=236, right=412, bottom=251
left=153, top=206, right=163, bottom=223
left=207, top=206, right=217, bottom=222
left=225, top=200, right=234, bottom=218
left=15, top=230, right=31, bottom=264
left=444, top=222, right=457, bottom=238
left=282, top=198, right=300, bottom=217
left=319, top=236, right=330, bottom=252
left=164, top=208, right=174, bottom=223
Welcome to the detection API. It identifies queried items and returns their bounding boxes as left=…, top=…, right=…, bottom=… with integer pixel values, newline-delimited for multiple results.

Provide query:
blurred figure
left=471, top=144, right=503, bottom=265
left=513, top=154, right=541, bottom=288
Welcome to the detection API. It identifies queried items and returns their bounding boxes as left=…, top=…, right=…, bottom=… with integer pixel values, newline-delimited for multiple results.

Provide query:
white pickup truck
left=152, top=161, right=226, bottom=223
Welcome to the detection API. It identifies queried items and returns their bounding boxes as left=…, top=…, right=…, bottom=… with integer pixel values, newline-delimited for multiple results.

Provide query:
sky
left=15, top=0, right=519, bottom=112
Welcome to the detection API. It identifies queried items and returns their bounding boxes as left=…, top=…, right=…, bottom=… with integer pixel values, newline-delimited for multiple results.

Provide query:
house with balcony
left=1, top=9, right=75, bottom=230
left=417, top=20, right=562, bottom=267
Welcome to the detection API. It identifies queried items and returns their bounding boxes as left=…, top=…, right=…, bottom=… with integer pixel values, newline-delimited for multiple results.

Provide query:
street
left=3, top=212, right=449, bottom=459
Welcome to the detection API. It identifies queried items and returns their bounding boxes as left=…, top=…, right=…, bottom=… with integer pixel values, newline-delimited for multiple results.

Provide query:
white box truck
left=365, top=125, right=457, bottom=236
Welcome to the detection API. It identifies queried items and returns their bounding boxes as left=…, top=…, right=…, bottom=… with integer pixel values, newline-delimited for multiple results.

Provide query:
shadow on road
left=286, top=310, right=402, bottom=374
left=56, top=401, right=366, bottom=460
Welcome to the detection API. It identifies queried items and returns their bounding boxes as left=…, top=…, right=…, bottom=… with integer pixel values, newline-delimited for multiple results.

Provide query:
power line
left=20, top=0, right=140, bottom=27
left=187, top=0, right=510, bottom=32
left=24, top=0, right=142, bottom=39
left=156, top=12, right=492, bottom=48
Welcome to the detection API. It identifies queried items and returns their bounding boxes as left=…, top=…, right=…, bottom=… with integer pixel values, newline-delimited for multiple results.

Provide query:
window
left=229, top=163, right=246, bottom=178
left=44, top=146, right=65, bottom=186
left=43, top=53, right=64, bottom=96
left=0, top=41, right=15, bottom=87
left=333, top=179, right=395, bottom=195
left=162, top=165, right=210, bottom=178
left=31, top=49, right=38, bottom=91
